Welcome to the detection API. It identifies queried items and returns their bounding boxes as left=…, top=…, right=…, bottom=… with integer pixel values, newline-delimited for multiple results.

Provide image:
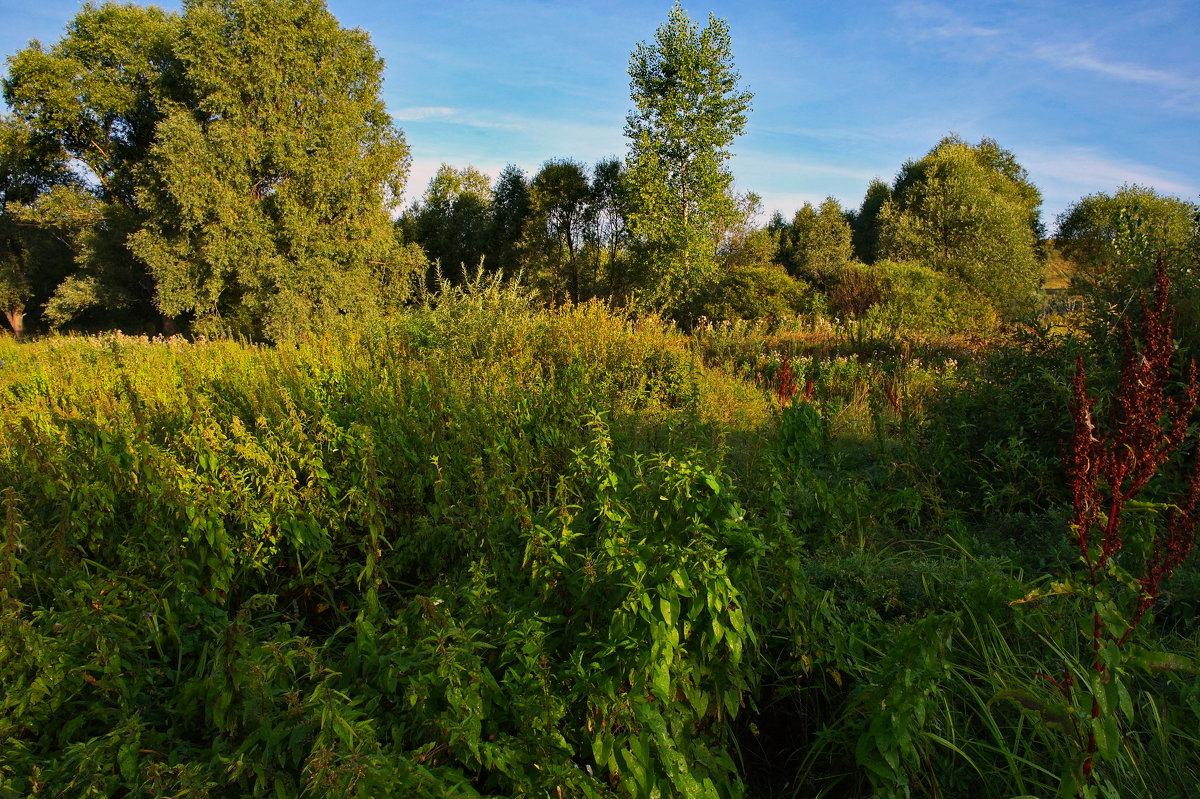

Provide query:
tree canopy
left=0, top=115, right=80, bottom=337
left=130, top=0, right=411, bottom=338
left=399, top=164, right=493, bottom=285
left=771, top=197, right=854, bottom=293
left=877, top=136, right=1044, bottom=317
left=522, top=159, right=592, bottom=303
left=4, top=1, right=183, bottom=329
left=1056, top=185, right=1198, bottom=289
left=4, top=0, right=411, bottom=339
left=624, top=1, right=752, bottom=318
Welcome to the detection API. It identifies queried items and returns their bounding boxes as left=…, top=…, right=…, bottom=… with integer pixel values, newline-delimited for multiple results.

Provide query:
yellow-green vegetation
left=3, top=2, right=1200, bottom=797
left=2, top=270, right=1199, bottom=798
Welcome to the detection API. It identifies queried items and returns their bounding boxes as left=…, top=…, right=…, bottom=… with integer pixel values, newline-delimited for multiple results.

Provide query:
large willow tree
left=624, top=1, right=752, bottom=318
left=130, top=0, right=411, bottom=338
left=4, top=2, right=182, bottom=329
left=6, top=0, right=411, bottom=338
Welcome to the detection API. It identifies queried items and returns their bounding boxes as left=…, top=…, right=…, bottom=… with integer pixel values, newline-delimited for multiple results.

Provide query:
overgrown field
left=1, top=279, right=1198, bottom=798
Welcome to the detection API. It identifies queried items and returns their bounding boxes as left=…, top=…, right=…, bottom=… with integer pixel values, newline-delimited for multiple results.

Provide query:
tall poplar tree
left=624, top=1, right=752, bottom=317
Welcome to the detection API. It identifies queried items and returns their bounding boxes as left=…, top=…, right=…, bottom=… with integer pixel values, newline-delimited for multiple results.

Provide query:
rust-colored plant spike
left=775, top=356, right=815, bottom=407
left=777, top=355, right=798, bottom=407
left=1065, top=257, right=1200, bottom=780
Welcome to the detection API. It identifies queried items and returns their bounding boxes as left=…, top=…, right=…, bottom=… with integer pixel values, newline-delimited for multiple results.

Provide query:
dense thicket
left=3, top=274, right=1199, bottom=796
left=3, top=6, right=1200, bottom=792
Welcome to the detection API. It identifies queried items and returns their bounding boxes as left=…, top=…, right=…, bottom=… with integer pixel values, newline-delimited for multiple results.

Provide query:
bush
left=863, top=260, right=999, bottom=335
left=691, top=262, right=811, bottom=323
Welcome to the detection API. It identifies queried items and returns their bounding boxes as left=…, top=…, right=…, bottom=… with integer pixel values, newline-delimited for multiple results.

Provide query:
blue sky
left=2, top=0, right=1197, bottom=227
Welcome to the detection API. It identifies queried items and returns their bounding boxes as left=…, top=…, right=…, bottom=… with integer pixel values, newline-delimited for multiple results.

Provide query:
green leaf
left=652, top=662, right=671, bottom=702
left=117, top=737, right=138, bottom=782
left=1095, top=711, right=1120, bottom=761
left=660, top=597, right=674, bottom=627
left=1129, top=649, right=1197, bottom=673
left=592, top=733, right=613, bottom=770
left=728, top=605, right=745, bottom=636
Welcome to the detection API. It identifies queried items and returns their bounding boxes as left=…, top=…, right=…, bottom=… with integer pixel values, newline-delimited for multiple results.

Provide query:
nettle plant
left=1014, top=259, right=1200, bottom=796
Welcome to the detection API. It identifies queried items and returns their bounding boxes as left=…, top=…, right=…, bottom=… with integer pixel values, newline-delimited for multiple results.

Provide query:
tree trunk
left=4, top=304, right=25, bottom=340
left=161, top=314, right=177, bottom=337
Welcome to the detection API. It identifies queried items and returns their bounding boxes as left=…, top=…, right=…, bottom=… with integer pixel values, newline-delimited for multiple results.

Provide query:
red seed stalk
left=1065, top=257, right=1200, bottom=781
left=777, top=355, right=797, bottom=407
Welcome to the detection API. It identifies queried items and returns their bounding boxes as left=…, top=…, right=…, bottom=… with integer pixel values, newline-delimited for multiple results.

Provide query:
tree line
left=2, top=0, right=1197, bottom=340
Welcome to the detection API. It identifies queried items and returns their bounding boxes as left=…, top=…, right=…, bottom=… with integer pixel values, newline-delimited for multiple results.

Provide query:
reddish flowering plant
left=775, top=355, right=814, bottom=408
left=1064, top=257, right=1200, bottom=784
left=777, top=355, right=797, bottom=407
left=1067, top=259, right=1200, bottom=634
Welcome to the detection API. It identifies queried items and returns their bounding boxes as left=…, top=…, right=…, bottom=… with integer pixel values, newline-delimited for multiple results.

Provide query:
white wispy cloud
left=894, top=1, right=1002, bottom=40
left=390, top=106, right=529, bottom=131
left=1023, top=148, right=1194, bottom=196
left=1033, top=44, right=1199, bottom=94
left=1021, top=146, right=1197, bottom=222
left=391, top=106, right=456, bottom=121
left=737, top=154, right=880, bottom=185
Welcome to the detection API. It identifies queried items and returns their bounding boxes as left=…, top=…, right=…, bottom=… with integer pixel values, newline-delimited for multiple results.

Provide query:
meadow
left=1, top=273, right=1197, bottom=798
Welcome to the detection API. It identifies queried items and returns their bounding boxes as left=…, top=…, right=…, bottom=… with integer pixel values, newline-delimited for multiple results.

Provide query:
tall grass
left=1, top=279, right=1197, bottom=797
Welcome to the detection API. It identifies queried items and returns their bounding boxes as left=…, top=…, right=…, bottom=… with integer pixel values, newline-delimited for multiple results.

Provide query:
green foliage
left=3, top=2, right=181, bottom=207
left=1056, top=185, right=1197, bottom=288
left=862, top=260, right=1000, bottom=336
left=129, top=0, right=411, bottom=340
left=0, top=290, right=765, bottom=796
left=5, top=0, right=411, bottom=338
left=3, top=1, right=180, bottom=329
left=923, top=326, right=1075, bottom=533
left=879, top=136, right=1044, bottom=318
left=588, top=158, right=635, bottom=301
left=486, top=164, right=532, bottom=277
left=771, top=197, right=855, bottom=292
left=521, top=159, right=593, bottom=302
left=851, top=178, right=892, bottom=265
left=1055, top=185, right=1200, bottom=357
left=694, top=263, right=810, bottom=323
left=624, top=1, right=753, bottom=318
left=5, top=7, right=1200, bottom=788
left=3, top=279, right=1200, bottom=796
left=691, top=193, right=812, bottom=323
left=0, top=116, right=79, bottom=337
left=399, top=163, right=494, bottom=284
